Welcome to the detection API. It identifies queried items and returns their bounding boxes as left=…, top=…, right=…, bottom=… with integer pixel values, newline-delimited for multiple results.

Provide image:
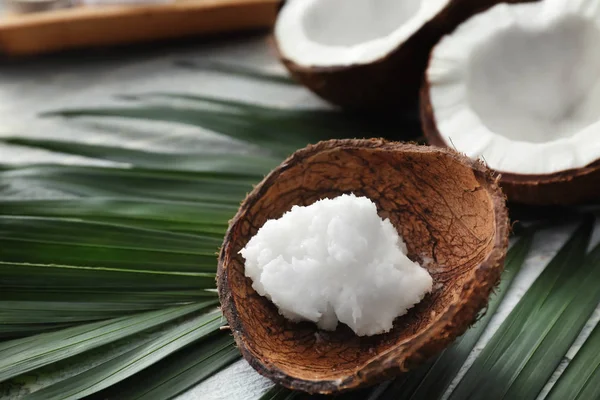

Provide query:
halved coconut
left=274, top=0, right=531, bottom=110
left=218, top=139, right=509, bottom=393
left=422, top=0, right=600, bottom=205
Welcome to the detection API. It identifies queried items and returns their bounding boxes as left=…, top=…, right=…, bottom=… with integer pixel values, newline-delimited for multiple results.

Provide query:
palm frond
left=1, top=165, right=254, bottom=203
left=3, top=60, right=600, bottom=400
left=42, top=106, right=343, bottom=155
left=0, top=216, right=220, bottom=272
left=1, top=261, right=215, bottom=291
left=1, top=137, right=278, bottom=176
left=92, top=334, right=239, bottom=400
left=547, top=320, right=600, bottom=400
left=449, top=218, right=596, bottom=399
left=0, top=302, right=216, bottom=382
left=0, top=198, right=234, bottom=235
left=22, top=310, right=223, bottom=400
left=42, top=95, right=420, bottom=153
left=0, top=300, right=179, bottom=324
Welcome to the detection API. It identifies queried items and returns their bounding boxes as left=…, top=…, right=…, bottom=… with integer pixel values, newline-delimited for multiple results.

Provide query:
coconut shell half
left=276, top=0, right=535, bottom=111
left=421, top=82, right=600, bottom=205
left=217, top=139, right=509, bottom=393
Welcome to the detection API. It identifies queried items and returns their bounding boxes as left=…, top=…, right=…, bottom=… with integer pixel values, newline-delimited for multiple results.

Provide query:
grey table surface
left=1, top=34, right=599, bottom=400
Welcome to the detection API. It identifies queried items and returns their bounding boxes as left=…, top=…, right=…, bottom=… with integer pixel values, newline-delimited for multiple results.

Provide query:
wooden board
left=0, top=0, right=279, bottom=56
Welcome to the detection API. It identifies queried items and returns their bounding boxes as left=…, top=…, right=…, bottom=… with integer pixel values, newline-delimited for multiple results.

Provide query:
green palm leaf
left=547, top=321, right=600, bottom=400
left=42, top=95, right=419, bottom=153
left=1, top=137, right=278, bottom=176
left=0, top=302, right=216, bottom=382
left=0, top=198, right=234, bottom=235
left=0, top=300, right=176, bottom=324
left=42, top=106, right=338, bottom=155
left=0, top=216, right=220, bottom=272
left=3, top=59, right=600, bottom=400
left=1, top=261, right=215, bottom=291
left=1, top=165, right=254, bottom=203
left=449, top=218, right=596, bottom=400
left=93, top=334, right=239, bottom=400
left=23, top=310, right=223, bottom=400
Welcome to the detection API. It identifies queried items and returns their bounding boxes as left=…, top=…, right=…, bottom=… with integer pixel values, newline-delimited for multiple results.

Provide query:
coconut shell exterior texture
left=420, top=82, right=600, bottom=205
left=278, top=0, right=536, bottom=111
left=218, top=139, right=509, bottom=394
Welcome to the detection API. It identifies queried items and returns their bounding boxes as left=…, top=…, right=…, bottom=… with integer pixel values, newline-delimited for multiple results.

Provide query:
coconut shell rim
left=419, top=78, right=600, bottom=184
left=272, top=0, right=446, bottom=75
left=217, top=139, right=509, bottom=393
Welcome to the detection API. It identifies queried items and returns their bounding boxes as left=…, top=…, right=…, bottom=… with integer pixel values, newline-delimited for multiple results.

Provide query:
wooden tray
left=0, top=0, right=279, bottom=56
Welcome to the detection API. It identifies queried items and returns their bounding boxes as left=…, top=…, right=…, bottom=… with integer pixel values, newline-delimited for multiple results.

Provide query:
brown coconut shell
left=217, top=139, right=509, bottom=394
left=277, top=0, right=536, bottom=111
left=420, top=80, right=600, bottom=205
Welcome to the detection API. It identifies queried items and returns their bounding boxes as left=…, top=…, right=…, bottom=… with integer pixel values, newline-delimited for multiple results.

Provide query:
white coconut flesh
left=427, top=0, right=600, bottom=175
left=275, top=0, right=450, bottom=67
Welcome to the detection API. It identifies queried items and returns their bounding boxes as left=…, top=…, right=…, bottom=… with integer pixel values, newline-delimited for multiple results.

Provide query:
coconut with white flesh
left=275, top=0, right=525, bottom=110
left=422, top=0, right=600, bottom=205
